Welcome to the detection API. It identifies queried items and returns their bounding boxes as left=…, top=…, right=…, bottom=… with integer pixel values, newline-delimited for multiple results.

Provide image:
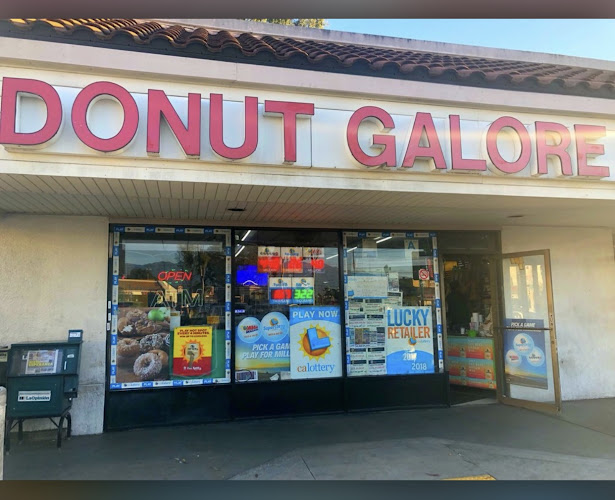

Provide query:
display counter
left=447, top=336, right=496, bottom=389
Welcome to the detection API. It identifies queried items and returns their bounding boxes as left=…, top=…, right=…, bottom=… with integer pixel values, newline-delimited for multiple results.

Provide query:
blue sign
left=504, top=318, right=548, bottom=389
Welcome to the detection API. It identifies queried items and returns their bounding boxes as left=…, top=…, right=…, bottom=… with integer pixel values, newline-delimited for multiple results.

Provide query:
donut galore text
left=0, top=77, right=609, bottom=178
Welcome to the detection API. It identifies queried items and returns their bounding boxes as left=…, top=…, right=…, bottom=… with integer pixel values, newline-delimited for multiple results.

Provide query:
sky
left=325, top=20, right=615, bottom=62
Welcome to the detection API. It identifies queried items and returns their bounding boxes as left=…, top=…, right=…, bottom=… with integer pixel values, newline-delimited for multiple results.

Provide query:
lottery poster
left=504, top=318, right=548, bottom=389
left=235, top=313, right=291, bottom=382
left=289, top=306, right=342, bottom=379
left=171, top=326, right=213, bottom=379
left=385, top=306, right=435, bottom=375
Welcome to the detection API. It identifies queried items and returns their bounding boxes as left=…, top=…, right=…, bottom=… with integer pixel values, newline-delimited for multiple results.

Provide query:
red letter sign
left=0, top=78, right=63, bottom=147
left=346, top=106, right=396, bottom=167
left=209, top=93, right=258, bottom=160
left=449, top=115, right=486, bottom=171
left=71, top=82, right=139, bottom=153
left=574, top=124, right=610, bottom=177
left=535, top=121, right=572, bottom=176
left=402, top=112, right=446, bottom=169
left=486, top=116, right=531, bottom=174
left=264, top=100, right=314, bottom=163
left=147, top=90, right=201, bottom=158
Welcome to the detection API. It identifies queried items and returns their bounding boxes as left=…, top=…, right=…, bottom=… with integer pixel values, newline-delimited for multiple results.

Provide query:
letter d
left=0, top=78, right=63, bottom=148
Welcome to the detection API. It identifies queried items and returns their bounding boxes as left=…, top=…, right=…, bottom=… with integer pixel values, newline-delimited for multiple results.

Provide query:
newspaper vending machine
left=4, top=330, right=83, bottom=452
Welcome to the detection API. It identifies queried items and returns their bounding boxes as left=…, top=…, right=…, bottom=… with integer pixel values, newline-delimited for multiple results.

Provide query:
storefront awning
left=1, top=172, right=614, bottom=229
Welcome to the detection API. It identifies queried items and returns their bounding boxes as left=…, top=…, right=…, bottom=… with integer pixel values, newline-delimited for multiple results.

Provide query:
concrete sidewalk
left=3, top=398, right=615, bottom=480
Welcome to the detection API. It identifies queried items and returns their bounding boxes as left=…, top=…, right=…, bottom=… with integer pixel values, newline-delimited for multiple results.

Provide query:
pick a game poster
left=289, top=306, right=342, bottom=379
left=171, top=326, right=213, bottom=379
left=235, top=313, right=291, bottom=381
left=504, top=318, right=548, bottom=389
left=385, top=306, right=435, bottom=374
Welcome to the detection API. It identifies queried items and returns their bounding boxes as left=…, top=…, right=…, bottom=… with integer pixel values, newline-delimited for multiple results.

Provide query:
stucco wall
left=501, top=226, right=615, bottom=401
left=0, top=214, right=109, bottom=435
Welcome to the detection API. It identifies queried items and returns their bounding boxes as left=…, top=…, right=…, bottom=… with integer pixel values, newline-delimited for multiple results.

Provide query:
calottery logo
left=296, top=325, right=335, bottom=374
left=298, top=326, right=331, bottom=360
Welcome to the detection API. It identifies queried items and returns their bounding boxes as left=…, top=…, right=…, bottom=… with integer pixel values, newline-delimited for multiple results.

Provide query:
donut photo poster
left=115, top=306, right=172, bottom=384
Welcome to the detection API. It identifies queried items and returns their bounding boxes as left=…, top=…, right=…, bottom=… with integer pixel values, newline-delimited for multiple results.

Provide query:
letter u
left=209, top=93, right=258, bottom=159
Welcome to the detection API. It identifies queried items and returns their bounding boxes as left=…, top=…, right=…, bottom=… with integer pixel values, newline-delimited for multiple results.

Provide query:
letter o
left=486, top=116, right=531, bottom=174
left=71, top=82, right=139, bottom=152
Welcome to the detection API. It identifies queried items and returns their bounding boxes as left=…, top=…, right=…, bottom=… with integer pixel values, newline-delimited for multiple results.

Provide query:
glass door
left=497, top=250, right=561, bottom=412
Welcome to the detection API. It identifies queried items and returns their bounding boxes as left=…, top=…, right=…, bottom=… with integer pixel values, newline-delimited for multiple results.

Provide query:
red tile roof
left=3, top=18, right=615, bottom=99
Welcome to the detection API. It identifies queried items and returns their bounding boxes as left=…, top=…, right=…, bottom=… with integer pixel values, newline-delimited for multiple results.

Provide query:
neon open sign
left=157, top=271, right=193, bottom=282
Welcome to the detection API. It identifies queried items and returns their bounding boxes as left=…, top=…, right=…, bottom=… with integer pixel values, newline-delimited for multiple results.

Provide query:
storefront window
left=343, top=231, right=443, bottom=377
left=109, top=226, right=231, bottom=389
left=234, top=229, right=342, bottom=382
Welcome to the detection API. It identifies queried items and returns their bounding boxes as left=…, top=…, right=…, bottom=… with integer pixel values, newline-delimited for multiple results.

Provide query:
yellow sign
left=171, top=325, right=213, bottom=378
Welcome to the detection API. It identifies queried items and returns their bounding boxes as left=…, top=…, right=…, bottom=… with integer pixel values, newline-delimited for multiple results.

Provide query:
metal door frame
left=496, top=249, right=562, bottom=413
left=441, top=253, right=502, bottom=398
